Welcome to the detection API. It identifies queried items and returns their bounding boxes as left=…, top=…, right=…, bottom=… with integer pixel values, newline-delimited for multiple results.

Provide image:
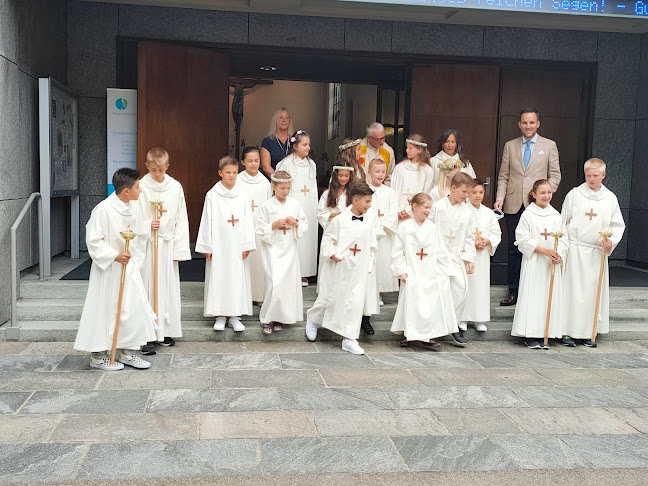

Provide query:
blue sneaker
left=561, top=336, right=576, bottom=347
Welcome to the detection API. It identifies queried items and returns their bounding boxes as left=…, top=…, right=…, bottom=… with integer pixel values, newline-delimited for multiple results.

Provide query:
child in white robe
left=138, top=148, right=191, bottom=354
left=511, top=179, right=568, bottom=349
left=237, top=147, right=273, bottom=304
left=256, top=171, right=309, bottom=334
left=367, top=158, right=400, bottom=297
left=460, top=179, right=502, bottom=332
left=74, top=168, right=157, bottom=371
left=389, top=134, right=435, bottom=218
left=430, top=129, right=477, bottom=187
left=196, top=156, right=256, bottom=333
left=431, top=172, right=477, bottom=347
left=276, top=130, right=318, bottom=287
left=560, top=158, right=625, bottom=347
left=305, top=182, right=379, bottom=355
left=391, top=193, right=458, bottom=347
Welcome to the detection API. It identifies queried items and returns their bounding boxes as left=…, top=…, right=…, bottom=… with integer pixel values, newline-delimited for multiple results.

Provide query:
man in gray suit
left=494, top=109, right=561, bottom=306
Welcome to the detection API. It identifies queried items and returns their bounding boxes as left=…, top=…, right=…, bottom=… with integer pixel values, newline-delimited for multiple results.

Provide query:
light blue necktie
left=523, top=141, right=532, bottom=170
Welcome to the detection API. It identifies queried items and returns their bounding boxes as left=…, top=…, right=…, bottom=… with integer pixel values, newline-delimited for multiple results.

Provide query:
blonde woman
left=261, top=107, right=294, bottom=176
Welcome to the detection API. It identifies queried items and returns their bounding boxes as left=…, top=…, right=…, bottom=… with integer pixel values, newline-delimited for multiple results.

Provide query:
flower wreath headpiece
left=437, top=159, right=463, bottom=171
left=338, top=139, right=362, bottom=151
left=332, top=165, right=353, bottom=171
left=406, top=138, right=427, bottom=148
left=290, top=130, right=306, bottom=143
left=270, top=174, right=293, bottom=183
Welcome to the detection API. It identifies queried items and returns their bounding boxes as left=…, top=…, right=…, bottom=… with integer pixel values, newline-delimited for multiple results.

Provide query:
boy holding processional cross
left=138, top=148, right=191, bottom=353
left=74, top=168, right=157, bottom=370
left=560, top=158, right=625, bottom=347
left=196, top=155, right=256, bottom=333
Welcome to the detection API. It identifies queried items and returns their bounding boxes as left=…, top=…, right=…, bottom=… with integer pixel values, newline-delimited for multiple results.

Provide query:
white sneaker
left=301, top=278, right=309, bottom=287
left=475, top=322, right=488, bottom=332
left=118, top=352, right=151, bottom=369
left=213, top=317, right=226, bottom=331
left=379, top=298, right=384, bottom=306
left=305, top=317, right=318, bottom=342
left=229, top=317, right=246, bottom=332
left=342, top=338, right=365, bottom=355
left=459, top=321, right=468, bottom=332
left=90, top=353, right=124, bottom=371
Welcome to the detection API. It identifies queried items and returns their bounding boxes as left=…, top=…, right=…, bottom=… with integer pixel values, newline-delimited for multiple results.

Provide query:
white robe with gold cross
left=371, top=183, right=400, bottom=292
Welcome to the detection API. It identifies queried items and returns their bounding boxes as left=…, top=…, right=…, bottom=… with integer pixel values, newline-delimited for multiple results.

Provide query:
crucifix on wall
left=229, top=77, right=273, bottom=160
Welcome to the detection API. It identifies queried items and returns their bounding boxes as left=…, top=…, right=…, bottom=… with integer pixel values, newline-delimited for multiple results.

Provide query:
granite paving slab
left=54, top=353, right=173, bottom=371
left=0, top=355, right=64, bottom=372
left=0, top=392, right=31, bottom=414
left=549, top=353, right=648, bottom=370
left=466, top=353, right=573, bottom=369
left=0, top=343, right=30, bottom=354
left=0, top=371, right=102, bottom=391
left=0, top=415, right=60, bottom=443
left=19, top=343, right=85, bottom=355
left=198, top=411, right=317, bottom=439
left=368, top=353, right=481, bottom=370
left=0, top=443, right=86, bottom=482
left=99, top=370, right=211, bottom=390
left=412, top=369, right=551, bottom=387
left=510, top=386, right=648, bottom=408
left=313, top=409, right=448, bottom=437
left=318, top=369, right=420, bottom=387
left=147, top=388, right=282, bottom=413
left=385, top=386, right=529, bottom=409
left=432, top=409, right=522, bottom=435
left=244, top=341, right=319, bottom=354
left=392, top=435, right=518, bottom=472
left=503, top=407, right=639, bottom=435
left=154, top=341, right=246, bottom=354
left=50, top=413, right=199, bottom=442
left=77, top=439, right=261, bottom=479
left=279, top=353, right=376, bottom=370
left=606, top=407, right=648, bottom=433
left=211, top=370, right=323, bottom=388
left=489, top=435, right=591, bottom=469
left=260, top=437, right=408, bottom=474
left=536, top=368, right=643, bottom=386
left=561, top=434, right=648, bottom=468
left=278, top=387, right=395, bottom=410
left=171, top=353, right=281, bottom=370
left=19, top=390, right=150, bottom=414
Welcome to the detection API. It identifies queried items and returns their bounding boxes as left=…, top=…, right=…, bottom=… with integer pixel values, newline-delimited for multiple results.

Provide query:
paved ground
left=2, top=339, right=648, bottom=484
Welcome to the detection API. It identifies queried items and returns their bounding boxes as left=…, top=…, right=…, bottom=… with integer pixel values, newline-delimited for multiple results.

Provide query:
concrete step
left=2, top=319, right=647, bottom=343
left=13, top=298, right=648, bottom=323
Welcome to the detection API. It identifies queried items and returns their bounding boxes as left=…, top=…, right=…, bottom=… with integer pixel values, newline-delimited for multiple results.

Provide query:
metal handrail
left=9, top=193, right=44, bottom=335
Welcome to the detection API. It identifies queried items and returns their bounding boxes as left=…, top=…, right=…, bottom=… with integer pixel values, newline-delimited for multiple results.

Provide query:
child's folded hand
left=115, top=252, right=131, bottom=265
left=205, top=253, right=212, bottom=261
left=242, top=251, right=250, bottom=260
left=286, top=216, right=297, bottom=226
left=151, top=220, right=161, bottom=231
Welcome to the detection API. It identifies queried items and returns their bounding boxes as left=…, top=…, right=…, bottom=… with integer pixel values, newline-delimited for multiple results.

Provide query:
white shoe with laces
left=228, top=317, right=246, bottom=332
left=90, top=353, right=124, bottom=371
left=475, top=322, right=488, bottom=332
left=213, top=317, right=226, bottom=331
left=305, top=317, right=318, bottom=342
left=342, top=338, right=365, bottom=355
left=118, top=352, right=151, bottom=369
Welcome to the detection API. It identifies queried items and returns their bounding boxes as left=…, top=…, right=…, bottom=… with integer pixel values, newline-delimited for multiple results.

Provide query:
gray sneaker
left=118, top=352, right=151, bottom=369
left=450, top=332, right=467, bottom=348
left=90, top=353, right=124, bottom=371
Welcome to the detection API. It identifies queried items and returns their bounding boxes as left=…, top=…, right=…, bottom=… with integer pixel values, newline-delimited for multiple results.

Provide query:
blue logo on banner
left=115, top=98, right=128, bottom=110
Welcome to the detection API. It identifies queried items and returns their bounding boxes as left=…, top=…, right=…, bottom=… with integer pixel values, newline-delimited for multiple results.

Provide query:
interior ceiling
left=88, top=0, right=648, bottom=33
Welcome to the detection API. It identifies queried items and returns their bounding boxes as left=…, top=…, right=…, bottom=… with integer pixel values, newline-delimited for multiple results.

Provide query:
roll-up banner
left=107, top=88, right=137, bottom=195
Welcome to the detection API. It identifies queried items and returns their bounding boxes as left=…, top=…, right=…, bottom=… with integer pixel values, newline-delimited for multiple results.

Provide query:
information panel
left=339, top=0, right=648, bottom=17
left=107, top=88, right=137, bottom=195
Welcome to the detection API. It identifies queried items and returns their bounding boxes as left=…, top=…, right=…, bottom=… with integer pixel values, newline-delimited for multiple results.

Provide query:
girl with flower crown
left=337, top=138, right=366, bottom=182
left=389, top=134, right=435, bottom=220
left=276, top=130, right=318, bottom=287
left=430, top=129, right=477, bottom=188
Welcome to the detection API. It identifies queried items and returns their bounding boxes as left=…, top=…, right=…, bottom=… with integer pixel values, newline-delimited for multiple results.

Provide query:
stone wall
left=0, top=0, right=67, bottom=323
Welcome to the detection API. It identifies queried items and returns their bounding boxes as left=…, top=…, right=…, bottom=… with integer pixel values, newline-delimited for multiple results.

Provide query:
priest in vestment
left=358, top=122, right=397, bottom=185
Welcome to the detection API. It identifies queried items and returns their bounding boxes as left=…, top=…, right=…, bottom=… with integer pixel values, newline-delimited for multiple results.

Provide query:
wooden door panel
left=138, top=41, right=229, bottom=241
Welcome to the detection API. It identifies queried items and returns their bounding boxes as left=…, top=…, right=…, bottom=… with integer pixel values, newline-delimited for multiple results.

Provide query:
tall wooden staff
left=110, top=226, right=137, bottom=365
left=150, top=201, right=164, bottom=324
left=591, top=231, right=613, bottom=343
left=543, top=232, right=563, bottom=347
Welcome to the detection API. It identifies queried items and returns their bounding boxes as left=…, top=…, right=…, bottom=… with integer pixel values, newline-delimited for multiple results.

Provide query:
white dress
left=74, top=194, right=157, bottom=352
left=431, top=197, right=477, bottom=320
left=316, top=190, right=348, bottom=292
left=237, top=171, right=273, bottom=302
left=195, top=182, right=255, bottom=317
left=390, top=160, right=435, bottom=211
left=560, top=184, right=625, bottom=339
left=139, top=174, right=191, bottom=340
left=307, top=206, right=378, bottom=339
left=430, top=150, right=477, bottom=187
left=256, top=196, right=308, bottom=325
left=462, top=204, right=502, bottom=323
left=391, top=218, right=458, bottom=341
left=276, top=154, right=319, bottom=277
left=370, top=183, right=400, bottom=292
left=511, top=203, right=567, bottom=339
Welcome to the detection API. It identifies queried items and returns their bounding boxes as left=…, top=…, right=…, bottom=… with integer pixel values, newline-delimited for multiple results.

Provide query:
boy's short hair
left=451, top=172, right=473, bottom=187
left=349, top=181, right=374, bottom=200
left=368, top=158, right=387, bottom=170
left=470, top=178, right=486, bottom=189
left=146, top=147, right=169, bottom=166
left=218, top=155, right=239, bottom=171
left=112, top=168, right=140, bottom=194
left=584, top=158, right=606, bottom=173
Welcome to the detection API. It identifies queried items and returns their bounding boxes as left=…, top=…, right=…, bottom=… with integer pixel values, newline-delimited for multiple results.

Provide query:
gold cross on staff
left=416, top=248, right=428, bottom=260
left=349, top=244, right=362, bottom=256
left=540, top=228, right=551, bottom=240
left=300, top=185, right=310, bottom=196
left=378, top=209, right=384, bottom=217
left=227, top=214, right=239, bottom=227
left=446, top=229, right=456, bottom=243
left=586, top=208, right=597, bottom=220
left=251, top=200, right=258, bottom=212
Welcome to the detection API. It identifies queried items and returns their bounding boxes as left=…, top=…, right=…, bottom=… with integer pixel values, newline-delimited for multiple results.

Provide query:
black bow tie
left=352, top=215, right=364, bottom=221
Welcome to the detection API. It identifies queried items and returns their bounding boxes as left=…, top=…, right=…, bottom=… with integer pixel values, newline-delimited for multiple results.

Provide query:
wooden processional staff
left=110, top=226, right=137, bottom=366
left=150, top=201, right=164, bottom=325
left=543, top=232, right=563, bottom=347
left=591, top=231, right=613, bottom=343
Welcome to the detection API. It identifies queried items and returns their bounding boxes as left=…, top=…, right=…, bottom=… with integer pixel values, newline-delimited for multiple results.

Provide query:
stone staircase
left=3, top=257, right=648, bottom=342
